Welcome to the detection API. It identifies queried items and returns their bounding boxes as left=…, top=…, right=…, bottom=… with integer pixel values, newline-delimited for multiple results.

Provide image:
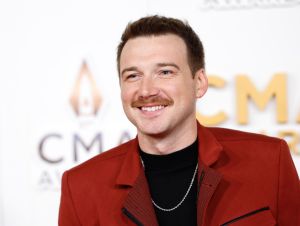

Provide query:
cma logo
left=70, top=61, right=102, bottom=116
left=38, top=132, right=131, bottom=164
left=38, top=61, right=132, bottom=164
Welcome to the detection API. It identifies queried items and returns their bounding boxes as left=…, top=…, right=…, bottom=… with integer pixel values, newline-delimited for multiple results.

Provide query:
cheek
left=174, top=83, right=197, bottom=101
left=166, top=81, right=191, bottom=96
left=121, top=87, right=135, bottom=104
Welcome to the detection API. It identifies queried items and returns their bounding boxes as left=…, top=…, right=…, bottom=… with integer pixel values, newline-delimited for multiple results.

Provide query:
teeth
left=141, top=105, right=164, bottom=112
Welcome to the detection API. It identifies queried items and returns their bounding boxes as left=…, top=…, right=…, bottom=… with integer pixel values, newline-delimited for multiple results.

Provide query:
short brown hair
left=117, top=15, right=205, bottom=76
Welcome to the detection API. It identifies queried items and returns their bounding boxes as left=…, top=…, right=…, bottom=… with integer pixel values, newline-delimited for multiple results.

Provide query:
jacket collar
left=115, top=137, right=159, bottom=225
left=197, top=123, right=223, bottom=167
left=116, top=138, right=141, bottom=186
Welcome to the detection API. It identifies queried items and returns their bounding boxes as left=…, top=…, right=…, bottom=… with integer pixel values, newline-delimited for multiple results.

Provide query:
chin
left=137, top=124, right=169, bottom=137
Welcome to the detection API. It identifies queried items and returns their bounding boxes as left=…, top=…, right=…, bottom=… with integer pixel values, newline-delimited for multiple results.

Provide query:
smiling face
left=119, top=34, right=207, bottom=142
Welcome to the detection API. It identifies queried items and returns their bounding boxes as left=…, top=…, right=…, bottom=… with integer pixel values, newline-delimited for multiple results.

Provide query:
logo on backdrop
left=197, top=73, right=300, bottom=155
left=198, top=0, right=300, bottom=10
left=70, top=61, right=102, bottom=116
left=37, top=60, right=132, bottom=190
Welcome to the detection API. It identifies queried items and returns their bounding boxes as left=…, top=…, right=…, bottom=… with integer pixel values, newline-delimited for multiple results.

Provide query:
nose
left=138, top=76, right=159, bottom=99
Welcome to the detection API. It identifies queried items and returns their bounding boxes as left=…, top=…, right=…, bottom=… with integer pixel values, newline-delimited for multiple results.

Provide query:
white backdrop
left=0, top=0, right=299, bottom=225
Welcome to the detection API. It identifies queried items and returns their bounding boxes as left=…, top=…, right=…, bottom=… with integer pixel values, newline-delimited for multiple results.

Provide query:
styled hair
left=117, top=15, right=205, bottom=76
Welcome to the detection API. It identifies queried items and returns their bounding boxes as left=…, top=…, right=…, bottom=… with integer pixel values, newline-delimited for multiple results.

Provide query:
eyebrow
left=120, top=63, right=180, bottom=76
left=156, top=63, right=180, bottom=70
left=121, top=66, right=139, bottom=77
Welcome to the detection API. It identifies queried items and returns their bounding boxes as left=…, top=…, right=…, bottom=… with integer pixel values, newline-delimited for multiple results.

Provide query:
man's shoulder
left=207, top=126, right=282, bottom=145
left=206, top=126, right=288, bottom=169
left=204, top=126, right=285, bottom=159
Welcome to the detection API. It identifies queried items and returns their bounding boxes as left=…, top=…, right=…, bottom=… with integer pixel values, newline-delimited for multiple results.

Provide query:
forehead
left=119, top=34, right=188, bottom=70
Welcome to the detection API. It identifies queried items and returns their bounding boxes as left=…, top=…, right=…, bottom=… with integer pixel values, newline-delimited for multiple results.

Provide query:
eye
left=124, top=73, right=139, bottom=81
left=160, top=70, right=173, bottom=76
left=127, top=74, right=137, bottom=79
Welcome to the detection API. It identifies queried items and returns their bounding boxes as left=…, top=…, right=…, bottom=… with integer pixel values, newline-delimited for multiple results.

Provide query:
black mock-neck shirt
left=139, top=139, right=198, bottom=226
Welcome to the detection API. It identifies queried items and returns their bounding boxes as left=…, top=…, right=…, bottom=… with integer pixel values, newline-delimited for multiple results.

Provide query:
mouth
left=140, top=105, right=166, bottom=112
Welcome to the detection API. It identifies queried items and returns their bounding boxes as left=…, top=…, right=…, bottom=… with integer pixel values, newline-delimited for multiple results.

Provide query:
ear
left=194, top=69, right=208, bottom=98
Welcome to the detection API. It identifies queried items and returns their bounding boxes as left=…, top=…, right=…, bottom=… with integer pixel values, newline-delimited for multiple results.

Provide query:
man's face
left=119, top=34, right=207, bottom=138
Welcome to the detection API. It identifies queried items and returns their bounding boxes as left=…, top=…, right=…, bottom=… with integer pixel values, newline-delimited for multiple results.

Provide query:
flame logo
left=70, top=61, right=102, bottom=116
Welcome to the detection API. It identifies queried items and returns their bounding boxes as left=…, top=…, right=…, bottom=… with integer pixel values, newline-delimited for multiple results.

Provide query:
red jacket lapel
left=115, top=137, right=159, bottom=226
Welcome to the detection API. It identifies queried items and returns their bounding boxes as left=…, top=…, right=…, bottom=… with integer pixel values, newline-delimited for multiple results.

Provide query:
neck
left=137, top=120, right=198, bottom=155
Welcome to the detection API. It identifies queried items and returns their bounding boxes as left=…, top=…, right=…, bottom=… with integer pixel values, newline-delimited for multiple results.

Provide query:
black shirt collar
left=139, top=139, right=198, bottom=171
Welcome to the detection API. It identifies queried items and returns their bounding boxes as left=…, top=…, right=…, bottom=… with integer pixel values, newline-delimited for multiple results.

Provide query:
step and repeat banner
left=0, top=0, right=299, bottom=225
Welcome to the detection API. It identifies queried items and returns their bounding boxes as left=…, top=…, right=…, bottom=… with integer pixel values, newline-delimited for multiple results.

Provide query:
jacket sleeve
left=58, top=171, right=82, bottom=226
left=277, top=140, right=300, bottom=226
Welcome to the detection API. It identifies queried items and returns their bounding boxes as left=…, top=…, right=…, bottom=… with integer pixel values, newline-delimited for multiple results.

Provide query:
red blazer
left=59, top=124, right=300, bottom=226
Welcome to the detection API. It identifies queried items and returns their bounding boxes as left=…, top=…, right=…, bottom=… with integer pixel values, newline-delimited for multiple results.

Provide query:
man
left=59, top=15, right=300, bottom=226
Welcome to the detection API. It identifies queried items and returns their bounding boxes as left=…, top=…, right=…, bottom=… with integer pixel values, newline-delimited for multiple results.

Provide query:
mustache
left=131, top=96, right=174, bottom=108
